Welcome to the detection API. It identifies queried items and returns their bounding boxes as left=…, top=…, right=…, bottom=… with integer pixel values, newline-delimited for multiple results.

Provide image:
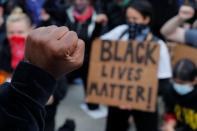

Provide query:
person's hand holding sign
left=25, top=25, right=85, bottom=78
left=178, top=5, right=195, bottom=21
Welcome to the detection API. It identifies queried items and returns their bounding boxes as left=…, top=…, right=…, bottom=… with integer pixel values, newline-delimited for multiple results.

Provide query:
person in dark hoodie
left=0, top=25, right=85, bottom=131
left=161, top=59, right=197, bottom=131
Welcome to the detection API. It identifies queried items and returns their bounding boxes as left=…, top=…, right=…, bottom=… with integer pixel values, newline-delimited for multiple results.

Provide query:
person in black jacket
left=0, top=25, right=85, bottom=131
left=162, top=59, right=197, bottom=131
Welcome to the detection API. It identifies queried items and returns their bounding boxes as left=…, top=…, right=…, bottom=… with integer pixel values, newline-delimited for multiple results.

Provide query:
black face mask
left=127, top=22, right=147, bottom=39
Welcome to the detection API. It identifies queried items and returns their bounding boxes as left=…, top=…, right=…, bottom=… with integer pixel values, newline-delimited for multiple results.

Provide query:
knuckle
left=79, top=39, right=85, bottom=46
left=72, top=31, right=77, bottom=36
left=68, top=31, right=77, bottom=38
left=60, top=26, right=69, bottom=31
left=48, top=25, right=58, bottom=29
left=76, top=57, right=84, bottom=68
left=46, top=25, right=58, bottom=32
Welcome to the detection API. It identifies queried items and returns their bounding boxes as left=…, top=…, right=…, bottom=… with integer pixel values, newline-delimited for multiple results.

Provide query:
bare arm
left=161, top=16, right=185, bottom=43
left=161, top=5, right=195, bottom=43
left=161, top=16, right=184, bottom=36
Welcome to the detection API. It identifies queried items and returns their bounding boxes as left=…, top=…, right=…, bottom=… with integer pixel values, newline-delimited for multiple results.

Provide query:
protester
left=0, top=25, right=85, bottom=131
left=94, top=0, right=130, bottom=31
left=1, top=0, right=197, bottom=130
left=43, top=0, right=72, bottom=26
left=101, top=0, right=172, bottom=130
left=161, top=59, right=197, bottom=131
left=147, top=0, right=179, bottom=38
left=0, top=7, right=32, bottom=73
left=62, top=0, right=108, bottom=118
left=161, top=5, right=197, bottom=47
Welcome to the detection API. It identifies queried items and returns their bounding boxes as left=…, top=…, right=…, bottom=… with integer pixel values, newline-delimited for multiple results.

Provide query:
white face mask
left=173, top=82, right=194, bottom=95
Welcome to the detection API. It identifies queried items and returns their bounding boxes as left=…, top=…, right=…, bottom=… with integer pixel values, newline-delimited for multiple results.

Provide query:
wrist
left=11, top=61, right=57, bottom=106
left=176, top=15, right=187, bottom=23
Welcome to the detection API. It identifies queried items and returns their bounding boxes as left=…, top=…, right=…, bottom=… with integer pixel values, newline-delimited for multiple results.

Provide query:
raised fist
left=25, top=26, right=85, bottom=78
left=178, top=5, right=195, bottom=21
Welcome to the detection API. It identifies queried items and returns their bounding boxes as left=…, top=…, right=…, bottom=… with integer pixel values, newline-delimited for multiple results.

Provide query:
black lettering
left=118, top=67, right=127, bottom=80
left=88, top=82, right=99, bottom=96
left=100, top=40, right=112, bottom=61
left=124, top=41, right=134, bottom=62
left=110, top=84, right=116, bottom=98
left=100, top=83, right=108, bottom=97
left=135, top=68, right=143, bottom=81
left=147, top=87, right=152, bottom=109
left=145, top=43, right=157, bottom=65
left=111, top=66, right=116, bottom=79
left=127, top=67, right=134, bottom=81
left=136, top=85, right=145, bottom=102
left=136, top=43, right=145, bottom=64
left=101, top=65, right=108, bottom=77
left=114, top=41, right=122, bottom=61
left=119, top=84, right=125, bottom=100
left=126, top=85, right=134, bottom=102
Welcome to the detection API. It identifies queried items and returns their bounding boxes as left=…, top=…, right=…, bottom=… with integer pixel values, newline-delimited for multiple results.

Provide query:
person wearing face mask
left=161, top=59, right=197, bottom=131
left=101, top=0, right=172, bottom=131
left=0, top=7, right=31, bottom=74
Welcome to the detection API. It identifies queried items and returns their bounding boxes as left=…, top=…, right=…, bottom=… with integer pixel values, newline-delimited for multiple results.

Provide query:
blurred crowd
left=0, top=0, right=197, bottom=131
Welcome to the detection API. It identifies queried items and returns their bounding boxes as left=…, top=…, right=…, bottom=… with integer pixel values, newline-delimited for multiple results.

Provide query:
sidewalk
left=55, top=85, right=106, bottom=131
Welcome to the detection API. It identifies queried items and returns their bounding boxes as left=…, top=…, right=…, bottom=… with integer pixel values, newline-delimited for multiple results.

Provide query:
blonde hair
left=6, top=7, right=31, bottom=27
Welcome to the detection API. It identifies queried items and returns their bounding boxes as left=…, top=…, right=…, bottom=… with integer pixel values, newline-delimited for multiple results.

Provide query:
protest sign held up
left=86, top=39, right=160, bottom=112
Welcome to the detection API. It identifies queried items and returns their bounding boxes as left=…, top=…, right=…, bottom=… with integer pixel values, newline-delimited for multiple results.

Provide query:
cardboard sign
left=86, top=39, right=160, bottom=112
left=168, top=43, right=197, bottom=66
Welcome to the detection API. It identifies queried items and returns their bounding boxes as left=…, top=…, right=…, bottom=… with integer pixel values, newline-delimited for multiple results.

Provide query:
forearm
left=161, top=16, right=184, bottom=36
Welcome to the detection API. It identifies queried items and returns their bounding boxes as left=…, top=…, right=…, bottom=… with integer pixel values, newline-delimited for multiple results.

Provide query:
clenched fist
left=178, top=5, right=195, bottom=21
left=25, top=26, right=85, bottom=78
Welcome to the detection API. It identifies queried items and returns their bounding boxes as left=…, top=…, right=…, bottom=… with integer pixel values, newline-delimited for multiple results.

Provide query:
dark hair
left=173, top=59, right=197, bottom=82
left=127, top=0, right=153, bottom=20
